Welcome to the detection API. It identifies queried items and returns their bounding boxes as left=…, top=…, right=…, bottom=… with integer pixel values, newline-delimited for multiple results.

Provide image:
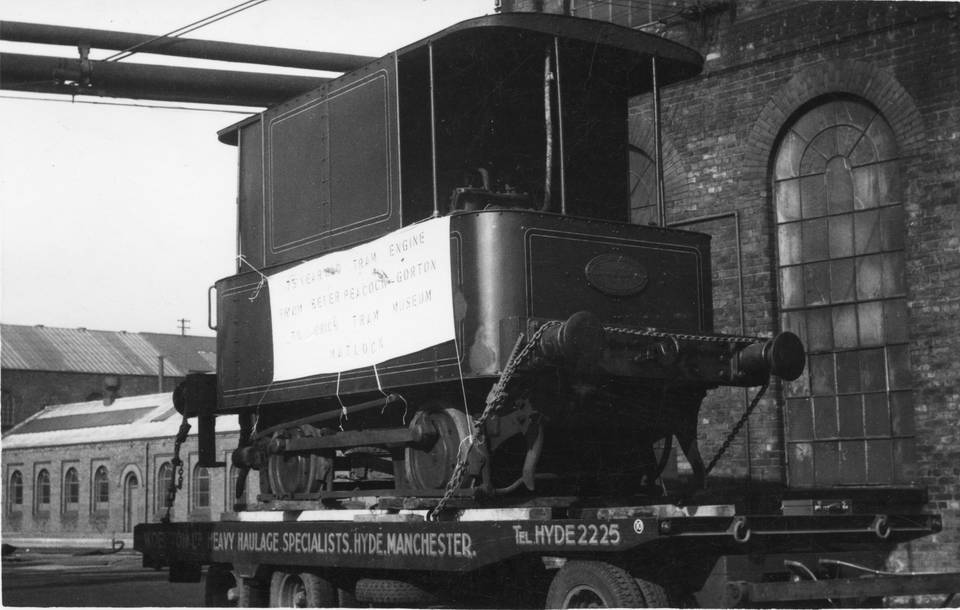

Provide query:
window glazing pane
left=828, top=214, right=854, bottom=258
left=838, top=440, right=866, bottom=484
left=831, top=304, right=858, bottom=349
left=836, top=350, right=861, bottom=393
left=780, top=265, right=804, bottom=309
left=808, top=353, right=835, bottom=396
left=806, top=307, right=834, bottom=351
left=779, top=223, right=802, bottom=266
left=859, top=348, right=886, bottom=392
left=787, top=399, right=813, bottom=440
left=800, top=174, right=826, bottom=218
left=856, top=254, right=883, bottom=300
left=775, top=131, right=805, bottom=179
left=804, top=262, right=830, bottom=306
left=866, top=439, right=893, bottom=483
left=776, top=180, right=801, bottom=222
left=835, top=126, right=861, bottom=158
left=815, top=441, right=840, bottom=485
left=863, top=393, right=890, bottom=436
left=829, top=258, right=855, bottom=302
left=802, top=218, right=829, bottom=262
left=809, top=128, right=838, bottom=160
left=886, top=344, right=911, bottom=390
left=854, top=209, right=881, bottom=254
left=837, top=394, right=862, bottom=438
left=825, top=156, right=854, bottom=214
left=813, top=396, right=837, bottom=439
left=789, top=443, right=815, bottom=486
left=857, top=301, right=884, bottom=346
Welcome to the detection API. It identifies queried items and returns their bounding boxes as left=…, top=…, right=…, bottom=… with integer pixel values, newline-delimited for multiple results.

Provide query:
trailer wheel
left=634, top=577, right=670, bottom=607
left=236, top=576, right=269, bottom=608
left=354, top=578, right=439, bottom=606
left=202, top=564, right=237, bottom=607
left=269, top=570, right=337, bottom=607
left=546, top=561, right=646, bottom=608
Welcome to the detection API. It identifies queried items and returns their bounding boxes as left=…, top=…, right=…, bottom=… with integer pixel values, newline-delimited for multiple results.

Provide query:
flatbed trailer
left=134, top=500, right=958, bottom=607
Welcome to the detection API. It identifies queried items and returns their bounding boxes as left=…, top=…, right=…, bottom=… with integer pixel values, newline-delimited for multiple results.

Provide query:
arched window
left=63, top=468, right=80, bottom=512
left=774, top=97, right=914, bottom=486
left=193, top=465, right=210, bottom=510
left=93, top=466, right=109, bottom=511
left=156, top=462, right=173, bottom=513
left=36, top=469, right=51, bottom=512
left=9, top=470, right=24, bottom=511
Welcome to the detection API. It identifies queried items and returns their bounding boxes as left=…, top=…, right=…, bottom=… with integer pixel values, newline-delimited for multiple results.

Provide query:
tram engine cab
left=190, top=14, right=804, bottom=508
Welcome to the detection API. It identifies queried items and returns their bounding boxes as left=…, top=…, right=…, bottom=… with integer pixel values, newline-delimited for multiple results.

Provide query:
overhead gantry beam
left=0, top=52, right=330, bottom=107
left=0, top=21, right=375, bottom=72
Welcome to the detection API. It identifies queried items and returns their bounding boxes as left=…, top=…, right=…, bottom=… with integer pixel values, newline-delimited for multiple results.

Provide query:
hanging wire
left=103, top=0, right=271, bottom=62
left=0, top=93, right=255, bottom=114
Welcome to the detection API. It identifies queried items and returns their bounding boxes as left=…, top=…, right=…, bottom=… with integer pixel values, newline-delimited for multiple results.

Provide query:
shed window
left=36, top=469, right=51, bottom=511
left=193, top=466, right=210, bottom=510
left=775, top=97, right=914, bottom=486
left=156, top=462, right=173, bottom=513
left=63, top=467, right=80, bottom=511
left=93, top=466, right=109, bottom=511
left=9, top=470, right=23, bottom=510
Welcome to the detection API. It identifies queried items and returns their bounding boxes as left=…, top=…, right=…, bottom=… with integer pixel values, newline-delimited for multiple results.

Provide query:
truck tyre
left=354, top=578, right=438, bottom=606
left=634, top=577, right=670, bottom=607
left=237, top=577, right=269, bottom=608
left=269, top=570, right=337, bottom=607
left=202, top=564, right=237, bottom=607
left=546, top=561, right=645, bottom=608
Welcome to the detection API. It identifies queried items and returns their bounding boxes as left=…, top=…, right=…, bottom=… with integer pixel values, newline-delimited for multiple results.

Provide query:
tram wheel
left=269, top=570, right=337, bottom=608
left=267, top=425, right=328, bottom=497
left=546, top=561, right=647, bottom=608
left=404, top=402, right=477, bottom=490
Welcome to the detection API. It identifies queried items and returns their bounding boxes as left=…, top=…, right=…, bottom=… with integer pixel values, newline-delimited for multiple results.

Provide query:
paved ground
left=2, top=549, right=201, bottom=607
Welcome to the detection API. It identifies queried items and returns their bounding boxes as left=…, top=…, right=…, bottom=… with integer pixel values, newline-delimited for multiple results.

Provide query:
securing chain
left=604, top=325, right=764, bottom=345
left=162, top=416, right=192, bottom=523
left=429, top=322, right=559, bottom=520
left=704, top=382, right=768, bottom=476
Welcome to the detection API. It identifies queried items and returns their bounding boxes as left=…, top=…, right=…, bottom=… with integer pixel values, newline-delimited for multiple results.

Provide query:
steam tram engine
left=179, top=13, right=807, bottom=510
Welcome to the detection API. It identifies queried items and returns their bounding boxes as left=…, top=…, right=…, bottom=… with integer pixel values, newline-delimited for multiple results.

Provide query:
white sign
left=268, top=217, right=454, bottom=381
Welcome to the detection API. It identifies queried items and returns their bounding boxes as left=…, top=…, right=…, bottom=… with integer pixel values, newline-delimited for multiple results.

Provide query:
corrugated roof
left=0, top=324, right=216, bottom=376
left=1, top=392, right=239, bottom=449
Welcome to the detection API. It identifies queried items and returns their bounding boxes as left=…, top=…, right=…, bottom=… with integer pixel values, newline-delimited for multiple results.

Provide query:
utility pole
left=177, top=318, right=190, bottom=336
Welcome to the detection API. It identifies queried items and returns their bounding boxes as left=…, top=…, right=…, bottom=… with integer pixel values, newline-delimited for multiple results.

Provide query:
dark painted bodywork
left=216, top=210, right=711, bottom=411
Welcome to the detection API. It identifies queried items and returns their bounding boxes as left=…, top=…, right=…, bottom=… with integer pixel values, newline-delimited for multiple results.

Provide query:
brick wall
left=631, top=0, right=959, bottom=578
left=504, top=0, right=960, bottom=578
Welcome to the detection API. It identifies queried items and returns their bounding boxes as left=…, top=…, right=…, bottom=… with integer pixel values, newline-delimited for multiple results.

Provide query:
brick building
left=1, top=392, right=253, bottom=545
left=502, top=0, right=960, bottom=576
left=1, top=324, right=217, bottom=432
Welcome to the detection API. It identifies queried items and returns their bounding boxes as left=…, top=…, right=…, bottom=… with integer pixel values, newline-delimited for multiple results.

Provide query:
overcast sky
left=0, top=0, right=492, bottom=336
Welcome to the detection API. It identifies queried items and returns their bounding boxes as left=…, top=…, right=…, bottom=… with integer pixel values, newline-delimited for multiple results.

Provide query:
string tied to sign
left=237, top=254, right=268, bottom=302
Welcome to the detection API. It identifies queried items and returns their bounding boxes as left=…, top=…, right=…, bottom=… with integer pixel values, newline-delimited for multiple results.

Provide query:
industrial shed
left=1, top=391, right=252, bottom=547
left=1, top=323, right=216, bottom=432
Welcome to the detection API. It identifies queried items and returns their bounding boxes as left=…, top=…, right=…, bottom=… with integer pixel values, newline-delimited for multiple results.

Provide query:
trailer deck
left=135, top=503, right=957, bottom=606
